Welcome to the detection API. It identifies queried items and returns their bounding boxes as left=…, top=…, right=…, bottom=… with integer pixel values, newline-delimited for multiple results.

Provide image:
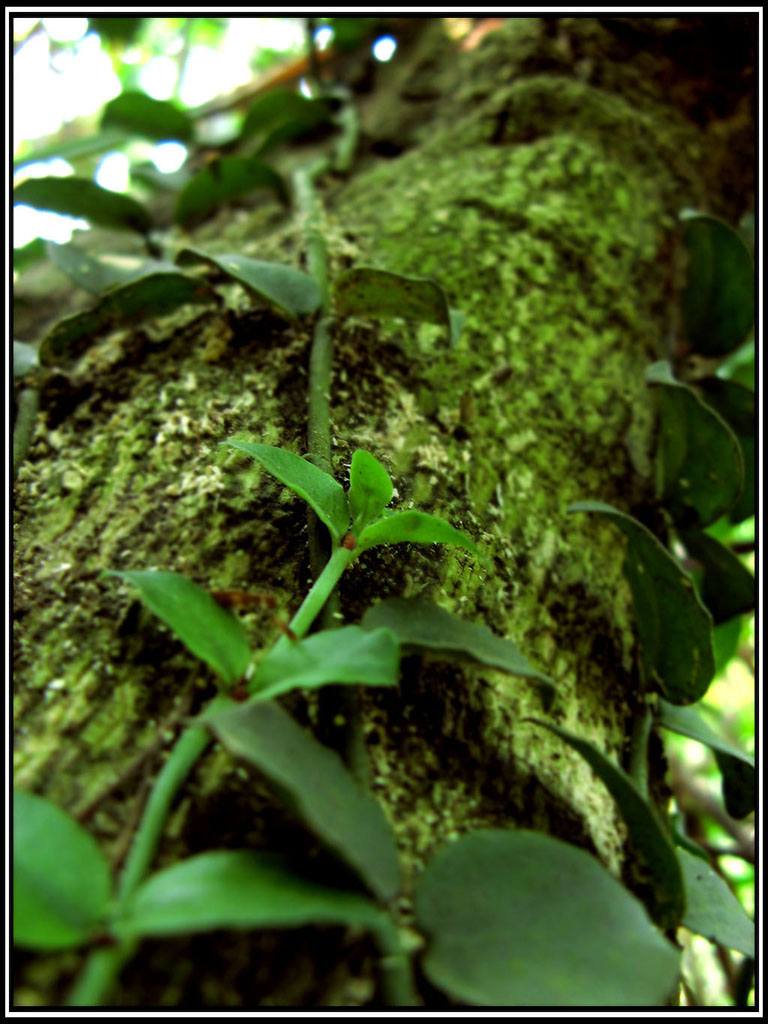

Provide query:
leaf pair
left=221, top=440, right=487, bottom=563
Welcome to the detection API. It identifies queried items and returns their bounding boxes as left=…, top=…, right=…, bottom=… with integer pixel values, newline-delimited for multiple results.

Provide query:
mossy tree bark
left=13, top=16, right=754, bottom=1007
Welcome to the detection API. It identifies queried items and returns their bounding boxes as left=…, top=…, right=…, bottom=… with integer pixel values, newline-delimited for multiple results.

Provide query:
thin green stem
left=282, top=545, right=355, bottom=645
left=14, top=387, right=39, bottom=480
left=374, top=918, right=419, bottom=1006
left=629, top=703, right=653, bottom=799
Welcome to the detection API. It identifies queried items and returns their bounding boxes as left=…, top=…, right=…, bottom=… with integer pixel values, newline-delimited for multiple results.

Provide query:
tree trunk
left=13, top=16, right=754, bottom=1007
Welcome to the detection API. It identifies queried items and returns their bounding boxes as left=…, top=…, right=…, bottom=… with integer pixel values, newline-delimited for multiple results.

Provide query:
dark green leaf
left=14, top=790, right=112, bottom=951
left=678, top=529, right=754, bottom=624
left=646, top=361, right=743, bottom=528
left=348, top=449, right=393, bottom=534
left=415, top=829, right=680, bottom=1006
left=334, top=267, right=459, bottom=345
left=361, top=597, right=555, bottom=706
left=48, top=240, right=179, bottom=295
left=250, top=625, right=400, bottom=700
left=678, top=848, right=754, bottom=957
left=568, top=502, right=715, bottom=704
left=39, top=271, right=218, bottom=364
left=220, top=441, right=349, bottom=543
left=176, top=248, right=321, bottom=318
left=103, top=570, right=251, bottom=686
left=114, top=850, right=385, bottom=939
left=240, top=91, right=333, bottom=139
left=697, top=377, right=755, bottom=524
left=13, top=237, right=47, bottom=273
left=204, top=701, right=400, bottom=902
left=712, top=616, right=743, bottom=674
left=174, top=157, right=287, bottom=228
left=715, top=750, right=755, bottom=820
left=13, top=340, right=38, bottom=379
left=101, top=91, right=194, bottom=143
left=680, top=213, right=754, bottom=357
left=14, top=177, right=151, bottom=235
left=89, top=16, right=144, bottom=43
left=358, top=509, right=487, bottom=565
left=526, top=720, right=685, bottom=930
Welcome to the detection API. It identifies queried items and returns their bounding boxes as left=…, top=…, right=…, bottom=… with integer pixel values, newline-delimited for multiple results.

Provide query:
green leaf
left=678, top=848, right=754, bottom=957
left=48, top=239, right=179, bottom=295
left=240, top=90, right=334, bottom=140
left=358, top=509, right=487, bottom=565
left=680, top=213, right=754, bottom=357
left=569, top=502, right=714, bottom=704
left=14, top=177, right=151, bottom=236
left=220, top=441, right=349, bottom=544
left=714, top=750, right=755, bottom=820
left=114, top=850, right=385, bottom=939
left=101, top=90, right=194, bottom=143
left=204, top=701, right=400, bottom=902
left=14, top=130, right=127, bottom=170
left=39, top=271, right=219, bottom=364
left=13, top=340, right=38, bottom=379
left=348, top=449, right=393, bottom=534
left=656, top=700, right=754, bottom=769
left=361, top=597, right=555, bottom=707
left=13, top=236, right=47, bottom=273
left=334, top=267, right=460, bottom=345
left=415, top=829, right=680, bottom=1007
left=103, top=570, right=251, bottom=686
left=697, top=377, right=755, bottom=524
left=646, top=361, right=744, bottom=528
left=250, top=625, right=400, bottom=700
left=526, top=720, right=685, bottom=931
left=174, top=157, right=287, bottom=228
left=678, top=529, right=754, bottom=624
left=14, top=790, right=112, bottom=951
left=176, top=248, right=322, bottom=318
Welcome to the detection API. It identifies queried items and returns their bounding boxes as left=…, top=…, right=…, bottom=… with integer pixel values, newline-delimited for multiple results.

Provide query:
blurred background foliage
left=12, top=15, right=755, bottom=1008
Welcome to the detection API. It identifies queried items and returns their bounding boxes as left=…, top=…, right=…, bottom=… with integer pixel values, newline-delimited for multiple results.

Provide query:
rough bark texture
left=13, top=16, right=754, bottom=1007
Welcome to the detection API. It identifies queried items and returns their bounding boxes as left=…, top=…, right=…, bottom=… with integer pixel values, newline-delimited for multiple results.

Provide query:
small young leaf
left=357, top=509, right=487, bottom=565
left=348, top=449, right=393, bottom=534
left=114, top=850, right=385, bottom=939
left=678, top=530, right=754, bottom=624
left=101, top=90, right=194, bottom=143
left=14, top=177, right=151, bottom=236
left=39, top=271, right=219, bottom=364
left=334, top=267, right=459, bottom=345
left=569, top=502, right=715, bottom=704
left=204, top=701, right=400, bottom=902
left=361, top=597, right=555, bottom=706
left=220, top=441, right=349, bottom=543
left=14, top=790, right=112, bottom=951
left=174, top=157, right=287, bottom=228
left=526, top=719, right=685, bottom=931
left=415, top=829, right=680, bottom=1007
left=680, top=213, right=754, bottom=357
left=678, top=848, right=754, bottom=957
left=103, top=570, right=251, bottom=686
left=176, top=248, right=321, bottom=318
left=646, top=362, right=743, bottom=528
left=250, top=625, right=400, bottom=700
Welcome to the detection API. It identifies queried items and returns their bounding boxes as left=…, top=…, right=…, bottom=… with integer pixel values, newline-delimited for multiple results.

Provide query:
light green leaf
left=361, top=597, right=554, bottom=706
left=220, top=441, right=349, bottom=543
left=250, top=625, right=400, bottom=700
left=48, top=239, right=179, bottom=295
left=358, top=509, right=487, bottom=565
left=348, top=450, right=393, bottom=534
left=569, top=502, right=714, bottom=704
left=176, top=248, right=321, bottom=318
left=334, top=267, right=459, bottom=345
left=114, top=850, right=385, bottom=939
left=14, top=790, right=112, bottom=951
left=103, top=570, right=251, bottom=686
left=527, top=719, right=685, bottom=930
left=656, top=700, right=754, bottom=768
left=415, top=829, right=680, bottom=1006
left=13, top=340, right=38, bottom=379
left=678, top=848, right=754, bottom=957
left=14, top=176, right=151, bottom=235
left=204, top=701, right=401, bottom=902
